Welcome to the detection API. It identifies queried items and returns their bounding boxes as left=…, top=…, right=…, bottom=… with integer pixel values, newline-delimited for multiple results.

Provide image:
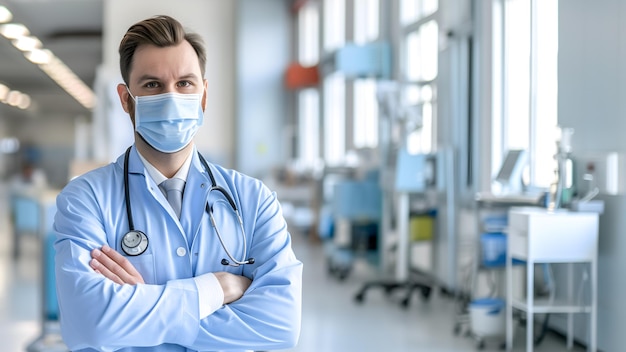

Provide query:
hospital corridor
left=0, top=0, right=623, bottom=351
left=0, top=185, right=587, bottom=352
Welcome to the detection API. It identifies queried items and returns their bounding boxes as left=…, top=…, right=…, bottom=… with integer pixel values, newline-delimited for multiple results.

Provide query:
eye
left=177, top=80, right=192, bottom=88
left=144, top=81, right=160, bottom=89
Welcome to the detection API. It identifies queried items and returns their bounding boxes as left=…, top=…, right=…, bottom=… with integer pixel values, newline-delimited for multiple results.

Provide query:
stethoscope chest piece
left=121, top=230, right=149, bottom=256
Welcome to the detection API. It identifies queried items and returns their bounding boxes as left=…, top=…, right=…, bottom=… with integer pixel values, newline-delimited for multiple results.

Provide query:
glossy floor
left=285, top=232, right=587, bottom=352
left=0, top=202, right=586, bottom=351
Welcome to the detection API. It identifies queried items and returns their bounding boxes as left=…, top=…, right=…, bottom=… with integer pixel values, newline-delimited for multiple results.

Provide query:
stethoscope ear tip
left=247, top=258, right=255, bottom=264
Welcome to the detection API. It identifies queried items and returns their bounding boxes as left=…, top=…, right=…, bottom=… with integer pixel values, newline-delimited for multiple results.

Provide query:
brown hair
left=118, top=15, right=207, bottom=84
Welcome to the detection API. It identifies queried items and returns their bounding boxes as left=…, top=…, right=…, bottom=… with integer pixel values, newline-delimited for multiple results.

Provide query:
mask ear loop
left=126, top=86, right=139, bottom=131
left=125, top=85, right=136, bottom=101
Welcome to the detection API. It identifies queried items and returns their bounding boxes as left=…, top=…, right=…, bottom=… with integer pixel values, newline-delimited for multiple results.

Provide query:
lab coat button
left=176, top=247, right=186, bottom=256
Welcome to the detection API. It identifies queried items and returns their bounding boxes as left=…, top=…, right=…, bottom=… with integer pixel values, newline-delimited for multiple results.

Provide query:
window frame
left=492, top=0, right=559, bottom=190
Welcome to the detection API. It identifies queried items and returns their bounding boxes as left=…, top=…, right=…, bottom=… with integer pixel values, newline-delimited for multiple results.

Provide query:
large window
left=406, top=20, right=438, bottom=82
left=298, top=89, right=320, bottom=167
left=321, top=0, right=347, bottom=166
left=401, top=0, right=438, bottom=24
left=296, top=1, right=320, bottom=169
left=323, top=0, right=345, bottom=51
left=354, top=0, right=379, bottom=45
left=323, top=73, right=346, bottom=165
left=495, top=0, right=558, bottom=188
left=502, top=0, right=530, bottom=152
left=353, top=79, right=378, bottom=148
left=298, top=2, right=319, bottom=66
left=352, top=0, right=380, bottom=149
left=402, top=1, right=438, bottom=154
left=405, top=84, right=434, bottom=154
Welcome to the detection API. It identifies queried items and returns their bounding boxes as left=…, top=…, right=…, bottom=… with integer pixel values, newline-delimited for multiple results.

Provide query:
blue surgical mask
left=128, top=89, right=204, bottom=153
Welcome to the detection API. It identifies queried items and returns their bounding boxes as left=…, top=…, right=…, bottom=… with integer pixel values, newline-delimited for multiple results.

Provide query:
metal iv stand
left=547, top=127, right=574, bottom=211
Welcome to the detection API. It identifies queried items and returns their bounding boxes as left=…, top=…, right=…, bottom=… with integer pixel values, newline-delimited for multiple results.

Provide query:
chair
left=353, top=210, right=435, bottom=308
left=325, top=178, right=382, bottom=281
left=353, top=151, right=436, bottom=308
left=11, top=194, right=40, bottom=259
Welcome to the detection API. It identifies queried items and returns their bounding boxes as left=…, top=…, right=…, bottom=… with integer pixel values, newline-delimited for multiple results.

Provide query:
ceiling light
left=12, top=35, right=42, bottom=51
left=38, top=59, right=96, bottom=109
left=0, top=23, right=29, bottom=39
left=0, top=83, right=8, bottom=101
left=0, top=6, right=12, bottom=23
left=17, top=94, right=31, bottom=110
left=6, top=90, right=22, bottom=106
left=25, top=48, right=52, bottom=64
left=0, top=7, right=96, bottom=111
left=0, top=83, right=32, bottom=111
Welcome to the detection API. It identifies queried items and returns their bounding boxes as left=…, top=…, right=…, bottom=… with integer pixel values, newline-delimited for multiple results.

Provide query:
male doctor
left=54, top=15, right=302, bottom=352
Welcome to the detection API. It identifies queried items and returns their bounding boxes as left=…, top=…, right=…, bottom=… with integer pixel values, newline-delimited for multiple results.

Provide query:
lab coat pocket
left=126, top=254, right=157, bottom=284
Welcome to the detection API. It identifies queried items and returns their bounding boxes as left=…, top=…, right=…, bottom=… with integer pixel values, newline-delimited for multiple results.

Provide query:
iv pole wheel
left=354, top=291, right=365, bottom=303
left=400, top=296, right=411, bottom=308
left=421, top=286, right=432, bottom=299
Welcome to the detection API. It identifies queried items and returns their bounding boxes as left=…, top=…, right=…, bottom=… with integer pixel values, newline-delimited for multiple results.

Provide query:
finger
left=101, top=245, right=144, bottom=279
left=91, top=248, right=136, bottom=284
left=90, top=258, right=124, bottom=285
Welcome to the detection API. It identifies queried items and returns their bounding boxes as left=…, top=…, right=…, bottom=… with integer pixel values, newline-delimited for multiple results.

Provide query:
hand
left=214, top=272, right=252, bottom=304
left=90, top=245, right=145, bottom=285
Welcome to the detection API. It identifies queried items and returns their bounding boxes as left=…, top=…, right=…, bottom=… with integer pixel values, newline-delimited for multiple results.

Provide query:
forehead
left=129, top=41, right=203, bottom=82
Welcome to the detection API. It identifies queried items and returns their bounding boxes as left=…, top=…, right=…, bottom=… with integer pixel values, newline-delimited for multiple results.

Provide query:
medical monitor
left=395, top=149, right=436, bottom=192
left=494, top=149, right=527, bottom=194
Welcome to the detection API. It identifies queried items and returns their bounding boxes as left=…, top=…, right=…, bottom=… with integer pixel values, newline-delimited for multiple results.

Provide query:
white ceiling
left=0, top=0, right=102, bottom=118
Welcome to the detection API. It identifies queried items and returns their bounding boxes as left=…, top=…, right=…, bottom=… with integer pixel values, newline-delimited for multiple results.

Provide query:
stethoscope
left=121, top=146, right=255, bottom=267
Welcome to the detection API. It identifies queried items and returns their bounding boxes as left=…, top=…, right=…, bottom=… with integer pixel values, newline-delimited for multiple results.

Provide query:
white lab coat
left=54, top=145, right=302, bottom=351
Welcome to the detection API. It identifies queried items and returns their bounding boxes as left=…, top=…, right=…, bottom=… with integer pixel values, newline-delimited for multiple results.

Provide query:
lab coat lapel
left=126, top=146, right=187, bottom=234
left=180, top=153, right=211, bottom=246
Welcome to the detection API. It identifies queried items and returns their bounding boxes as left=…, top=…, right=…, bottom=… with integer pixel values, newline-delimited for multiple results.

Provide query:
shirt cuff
left=193, top=273, right=224, bottom=319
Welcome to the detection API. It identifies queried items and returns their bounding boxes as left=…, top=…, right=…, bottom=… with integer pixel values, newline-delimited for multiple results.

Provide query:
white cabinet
left=506, top=207, right=598, bottom=352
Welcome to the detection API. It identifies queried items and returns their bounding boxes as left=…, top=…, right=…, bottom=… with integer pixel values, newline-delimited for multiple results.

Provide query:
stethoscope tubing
left=207, top=204, right=253, bottom=266
left=122, top=146, right=253, bottom=266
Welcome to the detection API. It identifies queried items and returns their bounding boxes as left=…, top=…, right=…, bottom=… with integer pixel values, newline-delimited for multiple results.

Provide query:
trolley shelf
left=511, top=298, right=592, bottom=314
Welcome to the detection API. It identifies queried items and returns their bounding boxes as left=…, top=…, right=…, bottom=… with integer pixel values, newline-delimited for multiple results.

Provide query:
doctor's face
left=118, top=41, right=208, bottom=123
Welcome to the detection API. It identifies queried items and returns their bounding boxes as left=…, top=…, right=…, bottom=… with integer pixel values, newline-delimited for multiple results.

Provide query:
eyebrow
left=135, top=73, right=201, bottom=84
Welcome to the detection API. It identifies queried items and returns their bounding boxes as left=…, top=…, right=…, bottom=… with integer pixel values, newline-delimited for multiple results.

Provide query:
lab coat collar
left=122, top=145, right=198, bottom=178
left=118, top=144, right=218, bottom=196
left=137, top=148, right=194, bottom=188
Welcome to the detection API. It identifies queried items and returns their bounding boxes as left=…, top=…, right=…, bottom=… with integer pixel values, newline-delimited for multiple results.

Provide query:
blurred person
left=53, top=15, right=302, bottom=352
left=10, top=161, right=48, bottom=195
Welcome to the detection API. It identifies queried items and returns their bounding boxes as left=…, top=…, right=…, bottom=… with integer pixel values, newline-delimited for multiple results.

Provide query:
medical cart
left=506, top=207, right=598, bottom=352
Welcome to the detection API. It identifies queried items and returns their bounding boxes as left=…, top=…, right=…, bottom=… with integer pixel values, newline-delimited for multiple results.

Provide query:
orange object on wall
left=285, top=63, right=319, bottom=89
left=291, top=0, right=310, bottom=13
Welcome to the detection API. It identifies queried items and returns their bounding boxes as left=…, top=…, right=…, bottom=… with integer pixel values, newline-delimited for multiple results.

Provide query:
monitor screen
left=495, top=149, right=527, bottom=188
left=395, top=149, right=435, bottom=192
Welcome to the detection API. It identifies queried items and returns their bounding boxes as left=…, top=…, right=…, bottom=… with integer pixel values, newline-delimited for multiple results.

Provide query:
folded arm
left=90, top=245, right=251, bottom=304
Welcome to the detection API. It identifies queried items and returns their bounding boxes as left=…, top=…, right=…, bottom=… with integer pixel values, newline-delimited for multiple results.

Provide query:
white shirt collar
left=136, top=148, right=194, bottom=187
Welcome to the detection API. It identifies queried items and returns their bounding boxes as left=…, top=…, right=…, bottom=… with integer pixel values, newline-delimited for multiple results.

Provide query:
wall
left=236, top=0, right=291, bottom=178
left=558, top=1, right=626, bottom=350
left=0, top=112, right=18, bottom=180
